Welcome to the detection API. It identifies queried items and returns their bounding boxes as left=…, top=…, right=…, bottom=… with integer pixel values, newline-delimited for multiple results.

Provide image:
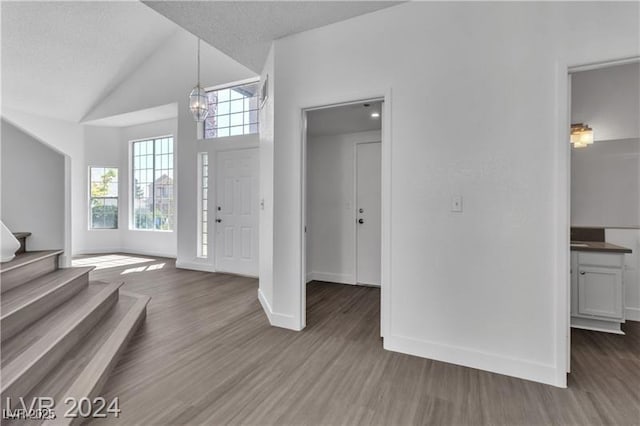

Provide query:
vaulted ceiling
left=1, top=1, right=178, bottom=122
left=143, top=1, right=403, bottom=72
left=1, top=1, right=403, bottom=124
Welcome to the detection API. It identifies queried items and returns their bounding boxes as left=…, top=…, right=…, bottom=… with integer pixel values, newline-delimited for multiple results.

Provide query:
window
left=204, top=81, right=259, bottom=138
left=197, top=153, right=209, bottom=257
left=132, top=136, right=174, bottom=231
left=89, top=167, right=118, bottom=229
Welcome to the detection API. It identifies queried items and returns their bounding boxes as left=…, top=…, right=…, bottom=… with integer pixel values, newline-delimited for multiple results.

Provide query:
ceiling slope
left=1, top=1, right=178, bottom=122
left=143, top=1, right=403, bottom=72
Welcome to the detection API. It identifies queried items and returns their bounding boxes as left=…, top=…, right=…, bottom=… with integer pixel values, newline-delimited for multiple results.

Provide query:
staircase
left=0, top=234, right=150, bottom=425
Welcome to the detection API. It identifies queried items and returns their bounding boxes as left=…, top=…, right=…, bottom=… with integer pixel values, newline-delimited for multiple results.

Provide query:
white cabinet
left=571, top=251, right=625, bottom=334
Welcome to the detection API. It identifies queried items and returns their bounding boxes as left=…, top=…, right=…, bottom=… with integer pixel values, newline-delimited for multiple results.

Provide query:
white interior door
left=356, top=142, right=381, bottom=286
left=215, top=148, right=259, bottom=276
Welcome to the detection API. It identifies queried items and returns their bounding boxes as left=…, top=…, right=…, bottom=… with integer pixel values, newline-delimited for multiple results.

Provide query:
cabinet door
left=577, top=266, right=623, bottom=319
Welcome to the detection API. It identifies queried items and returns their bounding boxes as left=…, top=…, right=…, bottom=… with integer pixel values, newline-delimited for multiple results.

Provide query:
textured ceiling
left=143, top=1, right=403, bottom=72
left=307, top=101, right=382, bottom=137
left=1, top=1, right=178, bottom=122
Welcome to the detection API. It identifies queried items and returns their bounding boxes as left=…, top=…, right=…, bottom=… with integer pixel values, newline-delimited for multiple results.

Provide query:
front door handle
left=358, top=218, right=364, bottom=224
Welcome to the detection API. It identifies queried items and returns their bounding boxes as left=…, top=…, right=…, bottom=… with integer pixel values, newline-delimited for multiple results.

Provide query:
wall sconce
left=571, top=123, right=594, bottom=148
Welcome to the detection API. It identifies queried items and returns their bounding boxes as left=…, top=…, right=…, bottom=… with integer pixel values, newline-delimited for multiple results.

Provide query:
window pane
left=217, top=89, right=230, bottom=102
left=230, top=99, right=244, bottom=114
left=132, top=138, right=174, bottom=231
left=217, top=101, right=230, bottom=115
left=229, top=88, right=244, bottom=100
left=230, top=112, right=243, bottom=127
left=230, top=126, right=243, bottom=136
left=203, top=81, right=260, bottom=139
left=217, top=114, right=229, bottom=128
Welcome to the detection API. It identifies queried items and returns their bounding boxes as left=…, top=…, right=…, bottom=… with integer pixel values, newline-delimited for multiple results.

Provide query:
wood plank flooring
left=76, top=254, right=640, bottom=425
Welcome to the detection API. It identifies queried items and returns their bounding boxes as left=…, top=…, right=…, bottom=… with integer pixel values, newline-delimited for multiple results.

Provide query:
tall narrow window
left=204, top=81, right=259, bottom=139
left=89, top=167, right=118, bottom=229
left=132, top=136, right=174, bottom=231
left=197, top=153, right=209, bottom=257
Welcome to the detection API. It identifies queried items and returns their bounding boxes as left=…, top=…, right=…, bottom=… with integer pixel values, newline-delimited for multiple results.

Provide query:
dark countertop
left=570, top=241, right=632, bottom=254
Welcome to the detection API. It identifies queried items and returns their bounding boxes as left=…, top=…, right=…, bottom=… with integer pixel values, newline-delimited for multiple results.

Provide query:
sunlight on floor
left=72, top=254, right=156, bottom=270
left=121, top=263, right=166, bottom=275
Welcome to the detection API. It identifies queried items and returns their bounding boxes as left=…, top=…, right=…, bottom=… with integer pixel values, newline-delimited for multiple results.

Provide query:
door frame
left=300, top=90, right=391, bottom=336
left=354, top=141, right=382, bottom=287
left=213, top=146, right=260, bottom=277
left=559, top=55, right=639, bottom=383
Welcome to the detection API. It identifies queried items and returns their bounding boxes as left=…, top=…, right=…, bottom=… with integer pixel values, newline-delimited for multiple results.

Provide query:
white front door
left=356, top=142, right=381, bottom=286
left=215, top=148, right=259, bottom=276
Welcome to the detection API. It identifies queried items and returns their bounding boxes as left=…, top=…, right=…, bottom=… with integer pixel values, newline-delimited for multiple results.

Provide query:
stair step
left=0, top=281, right=123, bottom=405
left=37, top=292, right=149, bottom=426
left=1, top=250, right=64, bottom=293
left=1, top=267, right=95, bottom=342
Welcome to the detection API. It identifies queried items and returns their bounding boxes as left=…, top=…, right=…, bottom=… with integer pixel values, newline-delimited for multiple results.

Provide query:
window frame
left=197, top=152, right=209, bottom=258
left=129, top=135, right=175, bottom=232
left=203, top=78, right=261, bottom=139
left=88, top=166, right=119, bottom=230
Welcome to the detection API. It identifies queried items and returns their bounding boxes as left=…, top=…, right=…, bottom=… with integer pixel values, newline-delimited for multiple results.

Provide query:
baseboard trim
left=258, top=288, right=301, bottom=331
left=75, top=248, right=177, bottom=259
left=175, top=261, right=216, bottom=273
left=308, top=271, right=355, bottom=285
left=626, top=307, right=640, bottom=322
left=384, top=333, right=563, bottom=388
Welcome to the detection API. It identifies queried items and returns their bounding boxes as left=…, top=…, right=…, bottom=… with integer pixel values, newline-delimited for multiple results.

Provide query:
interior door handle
left=579, top=271, right=585, bottom=275
left=216, top=218, right=222, bottom=223
left=358, top=219, right=364, bottom=224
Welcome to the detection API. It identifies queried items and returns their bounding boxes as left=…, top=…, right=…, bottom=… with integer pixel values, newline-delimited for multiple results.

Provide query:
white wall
left=572, top=63, right=640, bottom=142
left=1, top=110, right=85, bottom=265
left=263, top=1, right=639, bottom=387
left=79, top=119, right=179, bottom=258
left=82, top=29, right=256, bottom=269
left=306, top=130, right=381, bottom=284
left=1, top=119, right=65, bottom=250
left=571, top=139, right=639, bottom=228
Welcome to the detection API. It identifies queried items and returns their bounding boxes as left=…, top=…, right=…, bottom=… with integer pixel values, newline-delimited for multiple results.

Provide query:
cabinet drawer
left=577, top=252, right=624, bottom=268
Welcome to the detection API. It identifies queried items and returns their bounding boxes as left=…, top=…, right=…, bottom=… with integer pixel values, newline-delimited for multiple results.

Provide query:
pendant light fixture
left=189, top=38, right=209, bottom=122
left=570, top=123, right=594, bottom=148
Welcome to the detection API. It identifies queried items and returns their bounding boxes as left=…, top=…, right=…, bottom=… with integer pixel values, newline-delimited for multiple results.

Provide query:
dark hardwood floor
left=78, top=254, right=640, bottom=425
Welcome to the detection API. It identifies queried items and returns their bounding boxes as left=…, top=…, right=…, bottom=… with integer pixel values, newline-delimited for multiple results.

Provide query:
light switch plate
left=451, top=195, right=463, bottom=212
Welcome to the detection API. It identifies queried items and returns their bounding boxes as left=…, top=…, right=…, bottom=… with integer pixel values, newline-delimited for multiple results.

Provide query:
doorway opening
left=565, top=57, right=639, bottom=376
left=303, top=99, right=385, bottom=331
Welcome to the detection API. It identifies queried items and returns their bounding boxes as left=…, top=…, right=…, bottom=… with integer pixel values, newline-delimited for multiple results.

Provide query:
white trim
left=258, top=289, right=301, bottom=330
left=87, top=165, right=120, bottom=231
left=203, top=76, right=260, bottom=93
left=568, top=56, right=640, bottom=73
left=300, top=89, right=392, bottom=337
left=553, top=61, right=571, bottom=386
left=307, top=271, right=355, bottom=285
left=76, top=248, right=176, bottom=259
left=175, top=260, right=216, bottom=272
left=384, top=333, right=561, bottom=387
left=626, top=307, right=640, bottom=322
left=128, top=135, right=175, bottom=232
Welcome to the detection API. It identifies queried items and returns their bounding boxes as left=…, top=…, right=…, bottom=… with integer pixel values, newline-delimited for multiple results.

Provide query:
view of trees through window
left=90, top=167, right=118, bottom=229
left=204, top=81, right=259, bottom=139
left=132, top=137, right=174, bottom=231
